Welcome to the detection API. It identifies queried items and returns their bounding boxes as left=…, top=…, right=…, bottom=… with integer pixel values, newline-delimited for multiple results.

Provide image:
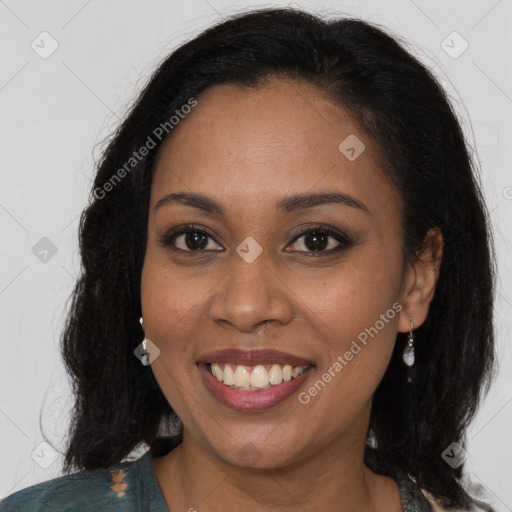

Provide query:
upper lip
left=196, top=348, right=314, bottom=367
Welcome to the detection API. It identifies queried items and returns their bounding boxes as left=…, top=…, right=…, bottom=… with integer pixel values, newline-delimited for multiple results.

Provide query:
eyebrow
left=154, top=191, right=371, bottom=216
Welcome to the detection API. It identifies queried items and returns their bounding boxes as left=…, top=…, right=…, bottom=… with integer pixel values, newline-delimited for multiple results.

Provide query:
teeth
left=233, top=365, right=251, bottom=387
left=268, top=364, right=283, bottom=385
left=291, top=366, right=303, bottom=378
left=212, top=363, right=223, bottom=381
left=223, top=364, right=235, bottom=385
left=208, top=362, right=309, bottom=390
left=250, top=365, right=269, bottom=389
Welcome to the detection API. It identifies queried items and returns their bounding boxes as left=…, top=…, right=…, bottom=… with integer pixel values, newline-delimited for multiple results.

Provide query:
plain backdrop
left=1, top=0, right=511, bottom=509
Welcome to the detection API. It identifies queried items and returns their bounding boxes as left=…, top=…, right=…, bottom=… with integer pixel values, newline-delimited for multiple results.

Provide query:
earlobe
left=397, top=227, right=443, bottom=333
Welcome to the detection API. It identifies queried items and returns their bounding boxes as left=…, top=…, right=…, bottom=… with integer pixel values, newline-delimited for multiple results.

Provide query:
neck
left=153, top=422, right=401, bottom=511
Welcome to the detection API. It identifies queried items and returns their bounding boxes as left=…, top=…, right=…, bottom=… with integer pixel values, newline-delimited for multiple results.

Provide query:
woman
left=0, top=7, right=496, bottom=512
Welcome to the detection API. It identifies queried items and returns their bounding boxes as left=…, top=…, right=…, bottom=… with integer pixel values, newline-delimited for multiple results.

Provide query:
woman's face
left=141, top=78, right=413, bottom=469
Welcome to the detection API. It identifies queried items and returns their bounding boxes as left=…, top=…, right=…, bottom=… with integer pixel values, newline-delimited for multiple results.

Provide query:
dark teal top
left=0, top=452, right=168, bottom=512
left=0, top=450, right=434, bottom=511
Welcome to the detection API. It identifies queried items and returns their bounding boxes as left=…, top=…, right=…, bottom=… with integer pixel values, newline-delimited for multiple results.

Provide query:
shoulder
left=0, top=453, right=150, bottom=512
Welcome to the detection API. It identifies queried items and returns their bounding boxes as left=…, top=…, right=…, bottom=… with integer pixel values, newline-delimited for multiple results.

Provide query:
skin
left=140, top=78, right=443, bottom=512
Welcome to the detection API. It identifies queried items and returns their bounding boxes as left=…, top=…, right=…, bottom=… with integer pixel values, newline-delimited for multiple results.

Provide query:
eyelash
left=158, top=223, right=353, bottom=255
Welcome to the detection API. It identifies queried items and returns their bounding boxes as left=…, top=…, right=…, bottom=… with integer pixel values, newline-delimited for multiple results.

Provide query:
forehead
left=150, top=79, right=399, bottom=219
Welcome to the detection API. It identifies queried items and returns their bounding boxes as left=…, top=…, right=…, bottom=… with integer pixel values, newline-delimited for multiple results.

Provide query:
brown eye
left=159, top=224, right=353, bottom=255
left=159, top=225, right=223, bottom=252
left=286, top=226, right=352, bottom=254
left=181, top=231, right=209, bottom=250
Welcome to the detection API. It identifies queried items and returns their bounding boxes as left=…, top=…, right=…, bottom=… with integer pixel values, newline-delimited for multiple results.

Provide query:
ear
left=397, top=227, right=444, bottom=333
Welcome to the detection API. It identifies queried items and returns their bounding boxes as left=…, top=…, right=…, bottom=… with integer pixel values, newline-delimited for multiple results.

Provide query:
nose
left=209, top=250, right=295, bottom=334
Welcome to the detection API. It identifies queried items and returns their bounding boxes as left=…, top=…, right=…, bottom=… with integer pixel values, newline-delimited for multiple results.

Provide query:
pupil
left=305, top=232, right=328, bottom=251
left=185, top=232, right=208, bottom=250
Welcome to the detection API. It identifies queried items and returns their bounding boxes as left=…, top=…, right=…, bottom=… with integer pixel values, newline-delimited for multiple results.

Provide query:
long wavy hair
left=60, top=8, right=496, bottom=510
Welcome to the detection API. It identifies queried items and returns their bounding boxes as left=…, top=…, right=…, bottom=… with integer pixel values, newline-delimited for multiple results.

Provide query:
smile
left=197, top=348, right=315, bottom=411
left=208, top=362, right=311, bottom=390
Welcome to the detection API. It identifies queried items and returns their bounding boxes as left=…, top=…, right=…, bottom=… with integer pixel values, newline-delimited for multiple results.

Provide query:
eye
left=286, top=225, right=352, bottom=254
left=158, top=223, right=353, bottom=254
left=158, top=224, right=223, bottom=252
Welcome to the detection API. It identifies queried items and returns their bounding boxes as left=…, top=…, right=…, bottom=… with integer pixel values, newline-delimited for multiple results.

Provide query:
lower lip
left=198, top=363, right=314, bottom=412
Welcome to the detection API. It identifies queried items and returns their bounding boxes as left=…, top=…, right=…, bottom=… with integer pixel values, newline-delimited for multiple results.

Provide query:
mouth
left=196, top=349, right=315, bottom=411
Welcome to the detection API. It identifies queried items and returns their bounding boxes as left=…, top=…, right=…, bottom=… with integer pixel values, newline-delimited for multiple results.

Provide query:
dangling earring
left=402, top=317, right=415, bottom=367
left=136, top=316, right=160, bottom=366
left=139, top=317, right=147, bottom=353
left=137, top=316, right=151, bottom=366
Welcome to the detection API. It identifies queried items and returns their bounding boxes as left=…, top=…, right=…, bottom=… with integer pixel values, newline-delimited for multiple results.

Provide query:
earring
left=402, top=318, right=415, bottom=367
left=139, top=316, right=147, bottom=354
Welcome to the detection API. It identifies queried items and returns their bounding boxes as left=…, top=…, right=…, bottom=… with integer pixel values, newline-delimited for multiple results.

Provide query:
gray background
left=1, top=0, right=511, bottom=509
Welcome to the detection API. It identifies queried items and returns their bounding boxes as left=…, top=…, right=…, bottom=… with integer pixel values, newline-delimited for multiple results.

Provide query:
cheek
left=295, top=250, right=402, bottom=392
left=140, top=250, right=215, bottom=357
left=298, top=265, right=401, bottom=418
left=301, top=251, right=400, bottom=335
left=140, top=253, right=206, bottom=421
